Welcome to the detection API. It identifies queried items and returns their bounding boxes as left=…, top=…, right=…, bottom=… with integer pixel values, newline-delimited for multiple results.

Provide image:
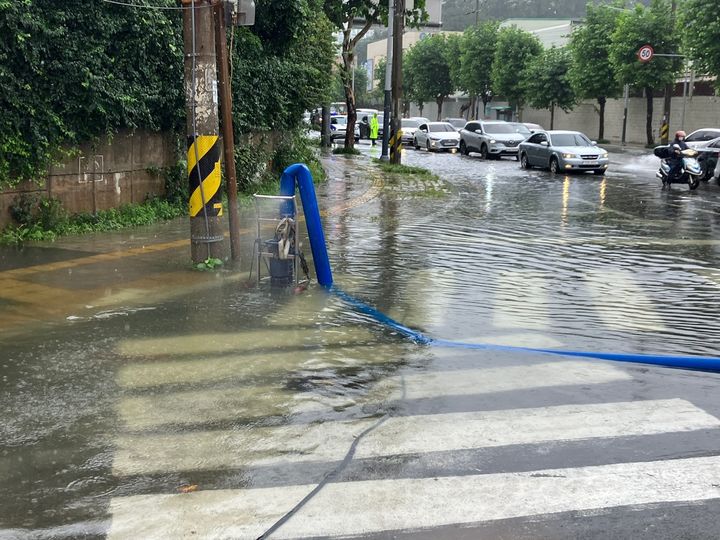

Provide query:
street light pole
left=380, top=0, right=394, bottom=161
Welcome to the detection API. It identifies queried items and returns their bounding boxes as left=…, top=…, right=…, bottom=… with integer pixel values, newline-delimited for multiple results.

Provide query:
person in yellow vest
left=369, top=113, right=379, bottom=146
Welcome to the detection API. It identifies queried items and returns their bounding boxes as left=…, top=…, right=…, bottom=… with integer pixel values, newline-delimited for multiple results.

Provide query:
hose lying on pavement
left=330, top=286, right=720, bottom=373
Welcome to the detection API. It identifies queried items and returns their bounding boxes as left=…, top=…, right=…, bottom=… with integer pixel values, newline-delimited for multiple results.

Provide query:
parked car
left=443, top=117, right=467, bottom=130
left=685, top=128, right=720, bottom=148
left=523, top=122, right=544, bottom=133
left=401, top=118, right=422, bottom=145
left=518, top=130, right=609, bottom=175
left=413, top=122, right=461, bottom=152
left=330, top=115, right=360, bottom=142
left=410, top=116, right=431, bottom=126
left=459, top=121, right=531, bottom=159
left=694, top=136, right=720, bottom=180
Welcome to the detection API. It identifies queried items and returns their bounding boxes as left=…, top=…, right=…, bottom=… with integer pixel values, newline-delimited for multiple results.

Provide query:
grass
left=374, top=159, right=436, bottom=178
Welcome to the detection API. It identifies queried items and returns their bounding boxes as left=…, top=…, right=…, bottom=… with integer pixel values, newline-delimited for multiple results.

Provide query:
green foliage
left=569, top=4, right=623, bottom=102
left=230, top=9, right=336, bottom=135
left=523, top=47, right=576, bottom=127
left=679, top=0, right=720, bottom=90
left=405, top=34, right=455, bottom=119
left=492, top=26, right=542, bottom=110
left=0, top=195, right=186, bottom=245
left=0, top=0, right=183, bottom=189
left=609, top=0, right=681, bottom=90
left=195, top=257, right=223, bottom=271
left=456, top=22, right=499, bottom=97
left=374, top=160, right=436, bottom=178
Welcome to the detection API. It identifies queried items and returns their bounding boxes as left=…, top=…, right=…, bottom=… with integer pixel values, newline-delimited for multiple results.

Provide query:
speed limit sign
left=637, top=44, right=654, bottom=63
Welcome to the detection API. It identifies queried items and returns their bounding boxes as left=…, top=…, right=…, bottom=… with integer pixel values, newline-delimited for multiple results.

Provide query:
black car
left=694, top=136, right=720, bottom=180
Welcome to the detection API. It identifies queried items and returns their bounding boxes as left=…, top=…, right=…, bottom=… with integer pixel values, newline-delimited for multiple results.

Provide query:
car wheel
left=414, top=138, right=420, bottom=150
left=520, top=153, right=531, bottom=169
left=549, top=157, right=559, bottom=174
left=593, top=169, right=605, bottom=176
left=460, top=140, right=468, bottom=156
left=480, top=144, right=488, bottom=159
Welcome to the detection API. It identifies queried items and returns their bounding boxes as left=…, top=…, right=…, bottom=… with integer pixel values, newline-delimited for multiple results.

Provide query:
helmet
left=675, top=130, right=686, bottom=138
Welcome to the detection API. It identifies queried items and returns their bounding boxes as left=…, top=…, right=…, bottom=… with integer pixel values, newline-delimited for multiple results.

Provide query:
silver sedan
left=413, top=122, right=460, bottom=152
left=519, top=130, right=609, bottom=175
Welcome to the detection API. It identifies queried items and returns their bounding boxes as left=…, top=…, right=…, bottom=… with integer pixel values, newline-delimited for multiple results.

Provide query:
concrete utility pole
left=381, top=0, right=394, bottom=161
left=213, top=0, right=241, bottom=262
left=390, top=0, right=404, bottom=165
left=661, top=0, right=677, bottom=145
left=183, top=0, right=225, bottom=264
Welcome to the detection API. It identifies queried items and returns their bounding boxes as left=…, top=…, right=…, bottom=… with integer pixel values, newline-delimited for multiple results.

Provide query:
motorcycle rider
left=667, top=130, right=688, bottom=181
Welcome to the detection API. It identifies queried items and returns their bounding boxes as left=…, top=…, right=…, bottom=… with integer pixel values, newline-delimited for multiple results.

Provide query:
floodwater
left=2, top=145, right=720, bottom=538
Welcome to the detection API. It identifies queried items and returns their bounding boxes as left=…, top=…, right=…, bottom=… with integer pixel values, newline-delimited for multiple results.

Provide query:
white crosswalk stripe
left=107, top=268, right=720, bottom=539
left=108, top=456, right=720, bottom=540
left=493, top=270, right=550, bottom=330
left=113, top=398, right=718, bottom=476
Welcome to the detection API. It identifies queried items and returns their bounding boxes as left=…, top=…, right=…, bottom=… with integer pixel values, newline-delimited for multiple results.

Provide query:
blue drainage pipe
left=279, top=163, right=333, bottom=287
left=277, top=162, right=720, bottom=373
left=330, top=286, right=720, bottom=373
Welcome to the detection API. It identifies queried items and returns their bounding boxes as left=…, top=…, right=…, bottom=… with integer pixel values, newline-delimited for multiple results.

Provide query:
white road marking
left=373, top=360, right=632, bottom=402
left=118, top=386, right=345, bottom=430
left=108, top=455, right=720, bottom=539
left=584, top=269, right=666, bottom=331
left=112, top=397, right=711, bottom=476
left=117, top=327, right=374, bottom=357
left=493, top=271, right=550, bottom=330
left=116, top=343, right=401, bottom=389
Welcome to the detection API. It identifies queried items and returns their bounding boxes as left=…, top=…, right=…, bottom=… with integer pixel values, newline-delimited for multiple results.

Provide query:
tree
left=458, top=22, right=500, bottom=119
left=609, top=0, right=681, bottom=146
left=568, top=3, right=623, bottom=141
left=405, top=34, right=455, bottom=120
left=491, top=26, right=542, bottom=120
left=323, top=1, right=426, bottom=148
left=523, top=47, right=576, bottom=129
left=679, top=0, right=720, bottom=92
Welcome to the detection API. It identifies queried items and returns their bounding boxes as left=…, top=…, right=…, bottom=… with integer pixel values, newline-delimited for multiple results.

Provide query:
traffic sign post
left=638, top=44, right=654, bottom=63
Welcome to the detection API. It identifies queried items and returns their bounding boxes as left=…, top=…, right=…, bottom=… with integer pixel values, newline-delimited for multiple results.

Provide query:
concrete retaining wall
left=0, top=130, right=176, bottom=228
left=409, top=95, right=720, bottom=145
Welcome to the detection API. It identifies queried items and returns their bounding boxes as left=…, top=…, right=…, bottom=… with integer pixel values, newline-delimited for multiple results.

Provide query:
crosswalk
left=107, top=289, right=720, bottom=539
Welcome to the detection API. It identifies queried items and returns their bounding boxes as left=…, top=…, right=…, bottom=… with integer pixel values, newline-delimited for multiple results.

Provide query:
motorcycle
left=654, top=145, right=702, bottom=190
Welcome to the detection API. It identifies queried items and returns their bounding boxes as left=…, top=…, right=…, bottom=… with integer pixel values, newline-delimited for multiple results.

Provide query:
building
left=499, top=18, right=581, bottom=48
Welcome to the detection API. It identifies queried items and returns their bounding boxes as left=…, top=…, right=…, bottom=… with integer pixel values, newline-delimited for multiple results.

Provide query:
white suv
left=459, top=121, right=532, bottom=160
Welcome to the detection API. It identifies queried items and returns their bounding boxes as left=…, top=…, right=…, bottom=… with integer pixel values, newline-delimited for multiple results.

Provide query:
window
left=429, top=123, right=457, bottom=133
left=549, top=133, right=592, bottom=147
left=465, top=122, right=479, bottom=132
left=687, top=130, right=720, bottom=142
left=402, top=119, right=420, bottom=128
left=483, top=123, right=519, bottom=134
left=529, top=133, right=546, bottom=144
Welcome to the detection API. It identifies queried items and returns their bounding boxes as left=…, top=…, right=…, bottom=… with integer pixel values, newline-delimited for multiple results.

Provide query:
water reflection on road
left=1, top=146, right=720, bottom=537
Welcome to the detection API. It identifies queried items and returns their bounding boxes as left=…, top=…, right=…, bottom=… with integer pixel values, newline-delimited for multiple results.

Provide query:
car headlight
left=600, top=151, right=608, bottom=158
left=562, top=153, right=576, bottom=159
left=489, top=139, right=496, bottom=144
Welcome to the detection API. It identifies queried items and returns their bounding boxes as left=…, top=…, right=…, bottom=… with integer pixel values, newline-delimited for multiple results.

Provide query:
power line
left=100, top=0, right=212, bottom=11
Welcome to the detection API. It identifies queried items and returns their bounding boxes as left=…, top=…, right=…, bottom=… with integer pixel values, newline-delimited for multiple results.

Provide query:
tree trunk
left=598, top=96, right=606, bottom=141
left=342, top=47, right=356, bottom=149
left=419, top=102, right=424, bottom=115
left=645, top=86, right=654, bottom=146
left=436, top=96, right=443, bottom=121
left=550, top=104, right=555, bottom=130
left=468, top=96, right=475, bottom=120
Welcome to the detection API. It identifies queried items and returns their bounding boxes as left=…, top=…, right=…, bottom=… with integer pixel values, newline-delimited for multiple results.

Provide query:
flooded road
left=2, top=145, right=720, bottom=539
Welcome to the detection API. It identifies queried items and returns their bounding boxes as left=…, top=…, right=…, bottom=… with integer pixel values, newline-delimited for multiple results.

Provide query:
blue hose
left=280, top=164, right=333, bottom=287
left=330, top=286, right=720, bottom=373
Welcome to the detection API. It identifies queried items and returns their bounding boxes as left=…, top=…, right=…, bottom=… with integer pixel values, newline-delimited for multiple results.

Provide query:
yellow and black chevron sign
left=390, top=129, right=403, bottom=160
left=187, top=135, right=223, bottom=218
